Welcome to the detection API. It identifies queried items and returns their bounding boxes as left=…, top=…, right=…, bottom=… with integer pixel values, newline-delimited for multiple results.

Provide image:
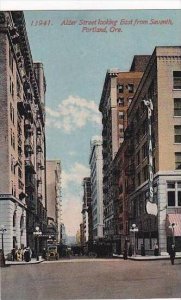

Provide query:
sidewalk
left=113, top=252, right=181, bottom=261
left=5, top=257, right=44, bottom=266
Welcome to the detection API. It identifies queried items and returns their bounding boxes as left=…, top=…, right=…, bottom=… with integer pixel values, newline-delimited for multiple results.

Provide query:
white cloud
left=62, top=162, right=90, bottom=190
left=46, top=95, right=101, bottom=133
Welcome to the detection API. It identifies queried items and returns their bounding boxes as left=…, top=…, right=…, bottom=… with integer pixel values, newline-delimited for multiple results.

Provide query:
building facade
left=46, top=160, right=62, bottom=243
left=0, top=11, right=47, bottom=255
left=126, top=46, right=181, bottom=254
left=89, top=137, right=104, bottom=240
left=99, top=63, right=148, bottom=251
left=0, top=12, right=47, bottom=254
left=81, top=177, right=92, bottom=250
left=60, top=223, right=66, bottom=245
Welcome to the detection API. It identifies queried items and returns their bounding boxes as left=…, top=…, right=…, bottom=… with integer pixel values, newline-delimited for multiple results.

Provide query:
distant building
left=99, top=59, right=149, bottom=250
left=80, top=223, right=84, bottom=247
left=0, top=11, right=47, bottom=255
left=60, top=223, right=66, bottom=245
left=76, top=230, right=81, bottom=246
left=89, top=137, right=104, bottom=240
left=46, top=160, right=62, bottom=243
left=81, top=177, right=92, bottom=248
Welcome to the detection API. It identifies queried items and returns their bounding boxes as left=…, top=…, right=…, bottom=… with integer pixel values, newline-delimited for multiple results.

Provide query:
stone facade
left=0, top=11, right=47, bottom=255
left=46, top=160, right=62, bottom=243
left=81, top=177, right=91, bottom=249
left=89, top=137, right=104, bottom=240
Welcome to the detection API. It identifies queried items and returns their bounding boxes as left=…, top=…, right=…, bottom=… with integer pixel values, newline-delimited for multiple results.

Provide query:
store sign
left=143, top=99, right=158, bottom=216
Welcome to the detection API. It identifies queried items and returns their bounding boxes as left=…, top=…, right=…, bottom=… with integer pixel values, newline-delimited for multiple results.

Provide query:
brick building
left=0, top=11, right=47, bottom=255
left=99, top=61, right=149, bottom=252
left=126, top=46, right=181, bottom=254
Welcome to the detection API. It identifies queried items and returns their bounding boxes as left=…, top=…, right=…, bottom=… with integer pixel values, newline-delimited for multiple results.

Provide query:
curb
left=113, top=255, right=181, bottom=261
left=129, top=256, right=181, bottom=261
left=5, top=259, right=45, bottom=266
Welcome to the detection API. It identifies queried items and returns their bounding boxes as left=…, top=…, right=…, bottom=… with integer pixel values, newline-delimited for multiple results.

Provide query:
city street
left=1, top=258, right=181, bottom=299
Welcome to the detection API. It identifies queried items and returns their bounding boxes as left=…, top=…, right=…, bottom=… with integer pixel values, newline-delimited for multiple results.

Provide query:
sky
left=24, top=9, right=181, bottom=236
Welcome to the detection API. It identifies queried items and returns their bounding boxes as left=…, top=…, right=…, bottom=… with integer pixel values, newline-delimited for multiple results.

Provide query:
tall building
left=46, top=160, right=62, bottom=243
left=89, top=137, right=104, bottom=240
left=125, top=46, right=181, bottom=254
left=0, top=11, right=47, bottom=255
left=76, top=229, right=81, bottom=246
left=99, top=61, right=149, bottom=249
left=60, top=223, right=66, bottom=245
left=81, top=177, right=91, bottom=250
left=80, top=223, right=84, bottom=248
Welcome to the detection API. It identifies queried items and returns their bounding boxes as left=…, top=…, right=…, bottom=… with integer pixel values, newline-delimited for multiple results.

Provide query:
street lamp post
left=0, top=225, right=7, bottom=266
left=33, top=226, right=42, bottom=261
left=0, top=225, right=7, bottom=254
left=130, top=224, right=139, bottom=256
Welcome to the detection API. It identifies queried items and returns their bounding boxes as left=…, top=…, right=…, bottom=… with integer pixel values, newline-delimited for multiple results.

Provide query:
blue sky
left=24, top=10, right=181, bottom=236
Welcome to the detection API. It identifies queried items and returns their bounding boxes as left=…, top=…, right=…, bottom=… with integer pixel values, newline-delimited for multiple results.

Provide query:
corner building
left=127, top=46, right=181, bottom=254
left=0, top=11, right=47, bottom=255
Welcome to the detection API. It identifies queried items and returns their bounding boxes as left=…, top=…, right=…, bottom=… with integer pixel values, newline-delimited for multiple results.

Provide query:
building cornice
left=0, top=194, right=27, bottom=209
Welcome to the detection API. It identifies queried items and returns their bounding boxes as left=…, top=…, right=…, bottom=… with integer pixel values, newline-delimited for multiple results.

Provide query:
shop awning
left=166, top=214, right=181, bottom=237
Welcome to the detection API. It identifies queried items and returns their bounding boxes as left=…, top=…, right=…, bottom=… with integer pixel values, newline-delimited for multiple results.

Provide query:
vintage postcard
left=0, top=6, right=181, bottom=300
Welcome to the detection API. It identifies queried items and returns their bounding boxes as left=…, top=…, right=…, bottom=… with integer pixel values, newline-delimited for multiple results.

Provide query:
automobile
left=47, top=245, right=59, bottom=260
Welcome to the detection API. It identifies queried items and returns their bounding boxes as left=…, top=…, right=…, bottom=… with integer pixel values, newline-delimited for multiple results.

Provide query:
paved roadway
left=1, top=258, right=181, bottom=299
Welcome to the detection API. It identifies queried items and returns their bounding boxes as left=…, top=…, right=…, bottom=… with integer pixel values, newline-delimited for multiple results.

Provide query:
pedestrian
left=128, top=244, right=132, bottom=257
left=42, top=248, right=47, bottom=260
left=16, top=249, right=22, bottom=261
left=123, top=245, right=128, bottom=260
left=11, top=248, right=16, bottom=261
left=141, top=244, right=145, bottom=256
left=21, top=248, right=24, bottom=261
left=27, top=247, right=32, bottom=261
left=24, top=248, right=30, bottom=262
left=169, top=244, right=176, bottom=265
left=154, top=242, right=159, bottom=256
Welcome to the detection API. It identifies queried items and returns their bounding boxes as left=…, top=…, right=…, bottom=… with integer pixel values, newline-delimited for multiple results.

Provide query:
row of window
left=10, top=102, right=15, bottom=124
left=11, top=155, right=16, bottom=175
left=117, top=97, right=133, bottom=107
left=9, top=47, right=14, bottom=73
left=136, top=153, right=181, bottom=187
left=9, top=76, right=14, bottom=98
left=117, top=83, right=134, bottom=93
left=10, top=129, right=15, bottom=150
